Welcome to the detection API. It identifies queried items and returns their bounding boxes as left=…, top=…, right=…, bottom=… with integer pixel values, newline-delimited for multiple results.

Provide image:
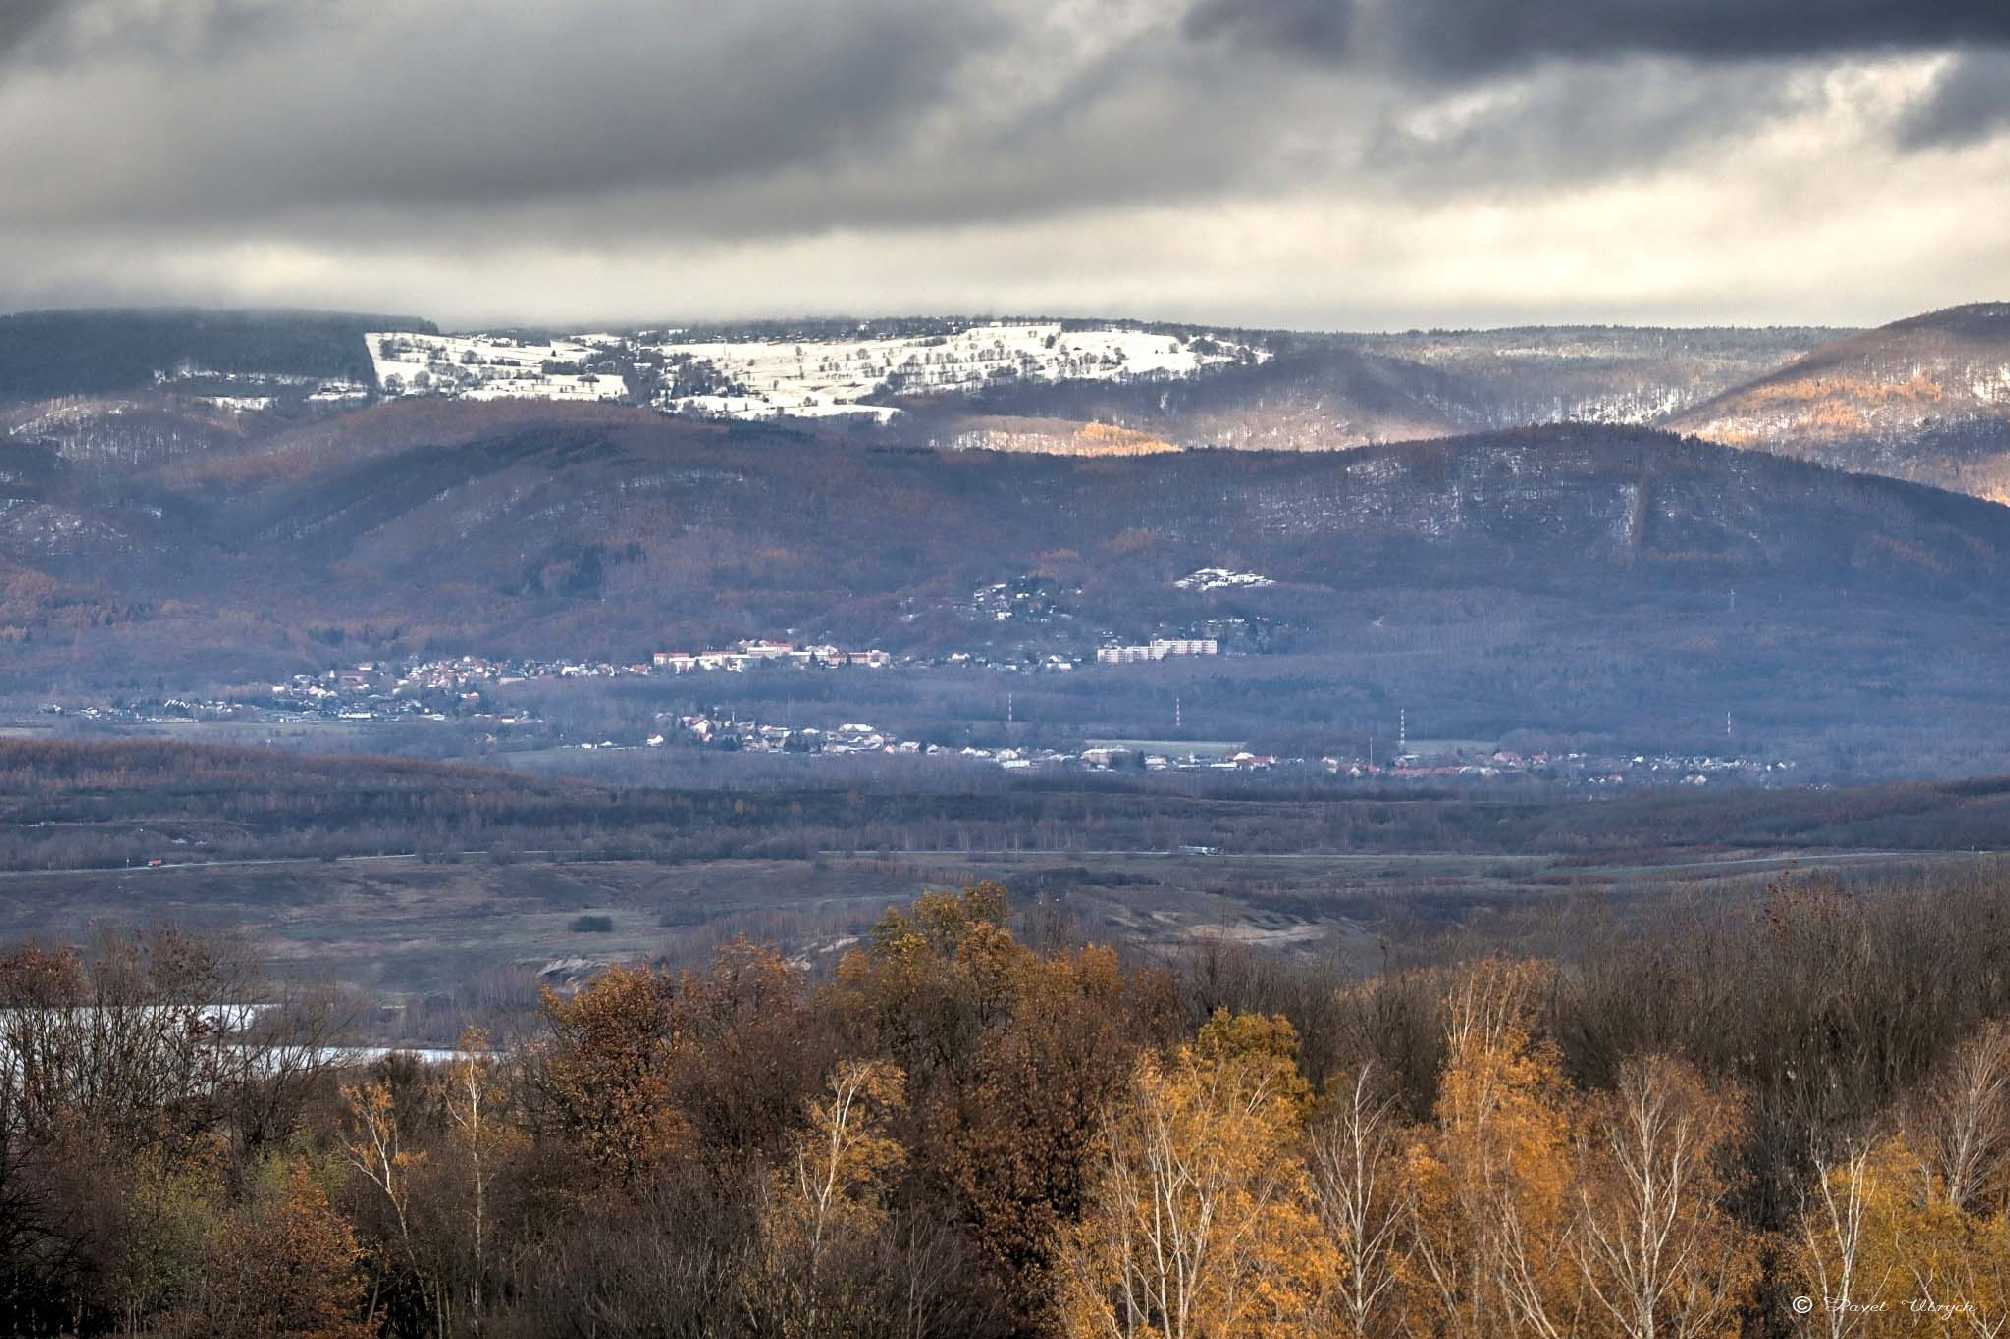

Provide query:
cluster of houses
left=1348, top=740, right=1799, bottom=786
left=43, top=662, right=1798, bottom=792
left=261, top=656, right=662, bottom=719
left=662, top=715, right=1251, bottom=772
left=307, top=380, right=371, bottom=405
left=1080, top=745, right=1280, bottom=772
left=668, top=715, right=923, bottom=757
left=961, top=578, right=1078, bottom=625
left=1173, top=567, right=1275, bottom=592
left=651, top=640, right=892, bottom=673
left=252, top=664, right=542, bottom=724
left=1094, top=638, right=1220, bottom=665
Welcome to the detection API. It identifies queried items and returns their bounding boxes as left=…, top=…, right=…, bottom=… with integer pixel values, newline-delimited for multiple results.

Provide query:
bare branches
left=1308, top=1065, right=1408, bottom=1337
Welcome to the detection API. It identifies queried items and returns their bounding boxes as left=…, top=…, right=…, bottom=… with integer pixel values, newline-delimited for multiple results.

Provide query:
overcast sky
left=1, top=0, right=2006, bottom=330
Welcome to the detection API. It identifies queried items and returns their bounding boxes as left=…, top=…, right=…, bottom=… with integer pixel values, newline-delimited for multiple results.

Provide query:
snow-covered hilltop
left=652, top=322, right=1264, bottom=422
left=354, top=321, right=1260, bottom=421
left=367, top=332, right=629, bottom=402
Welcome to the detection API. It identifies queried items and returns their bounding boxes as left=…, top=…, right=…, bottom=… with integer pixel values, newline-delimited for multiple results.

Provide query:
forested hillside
left=1673, top=303, right=2010, bottom=499
left=0, top=309, right=435, bottom=399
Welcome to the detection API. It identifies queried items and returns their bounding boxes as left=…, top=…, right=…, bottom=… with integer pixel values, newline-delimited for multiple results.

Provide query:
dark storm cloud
left=1186, top=0, right=2010, bottom=76
left=0, top=0, right=2005, bottom=327
left=0, top=0, right=1001, bottom=225
left=1898, top=53, right=2010, bottom=149
left=1358, top=61, right=1804, bottom=192
left=1184, top=0, right=1352, bottom=58
left=0, top=0, right=329, bottom=69
left=2, top=0, right=1998, bottom=246
left=0, top=0, right=66, bottom=57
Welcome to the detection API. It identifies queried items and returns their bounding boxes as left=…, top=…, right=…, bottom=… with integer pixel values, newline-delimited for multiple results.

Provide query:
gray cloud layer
left=0, top=0, right=2004, bottom=327
left=1899, top=52, right=2010, bottom=148
left=1188, top=0, right=2010, bottom=75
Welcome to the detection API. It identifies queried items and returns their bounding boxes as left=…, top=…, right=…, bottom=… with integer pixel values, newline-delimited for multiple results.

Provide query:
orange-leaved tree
left=1403, top=957, right=1578, bottom=1339
left=833, top=884, right=1171, bottom=1325
left=165, top=1156, right=373, bottom=1339
left=533, top=965, right=685, bottom=1186
left=926, top=941, right=1164, bottom=1324
left=1796, top=1129, right=2010, bottom=1338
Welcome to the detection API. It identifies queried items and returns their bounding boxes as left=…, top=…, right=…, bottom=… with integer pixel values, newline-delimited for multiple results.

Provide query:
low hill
left=912, top=343, right=1472, bottom=449
left=1669, top=303, right=2010, bottom=500
left=51, top=411, right=2010, bottom=635
left=1352, top=325, right=1844, bottom=428
left=909, top=326, right=1838, bottom=455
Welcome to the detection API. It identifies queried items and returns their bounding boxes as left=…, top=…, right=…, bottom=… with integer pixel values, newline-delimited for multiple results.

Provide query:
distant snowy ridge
left=356, top=322, right=1256, bottom=420
left=367, top=332, right=628, bottom=402
left=654, top=322, right=1263, bottom=422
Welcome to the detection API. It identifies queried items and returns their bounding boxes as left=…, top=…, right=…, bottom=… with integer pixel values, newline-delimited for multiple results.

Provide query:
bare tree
left=1570, top=1056, right=1754, bottom=1339
left=1796, top=1143, right=1888, bottom=1339
left=1308, top=1065, right=1408, bottom=1337
left=0, top=927, right=348, bottom=1156
left=1904, top=1021, right=2010, bottom=1213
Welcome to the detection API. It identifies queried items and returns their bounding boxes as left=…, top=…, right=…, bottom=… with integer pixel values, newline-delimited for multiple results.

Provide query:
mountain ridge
left=1669, top=301, right=2010, bottom=499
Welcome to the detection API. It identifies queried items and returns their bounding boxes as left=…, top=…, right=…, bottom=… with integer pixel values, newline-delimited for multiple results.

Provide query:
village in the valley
left=45, top=633, right=1789, bottom=792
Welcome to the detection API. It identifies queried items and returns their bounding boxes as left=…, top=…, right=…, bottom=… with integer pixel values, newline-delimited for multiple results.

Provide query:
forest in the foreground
left=3, top=874, right=2009, bottom=1338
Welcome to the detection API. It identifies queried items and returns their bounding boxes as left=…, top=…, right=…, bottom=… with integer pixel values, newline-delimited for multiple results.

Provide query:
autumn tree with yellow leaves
left=744, top=1058, right=909, bottom=1337
left=1793, top=1021, right=2010, bottom=1337
left=1059, top=1009, right=1336, bottom=1339
left=10, top=881, right=2010, bottom=1337
left=1308, top=1063, right=1413, bottom=1339
left=1401, top=958, right=1579, bottom=1339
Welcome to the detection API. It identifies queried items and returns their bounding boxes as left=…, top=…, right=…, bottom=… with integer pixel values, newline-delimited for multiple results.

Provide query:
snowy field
left=654, top=322, right=1261, bottom=421
left=367, top=332, right=628, bottom=402
left=356, top=322, right=1256, bottom=418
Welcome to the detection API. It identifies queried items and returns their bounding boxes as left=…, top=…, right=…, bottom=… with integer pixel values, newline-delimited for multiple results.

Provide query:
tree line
left=2, top=871, right=2009, bottom=1335
left=13, top=739, right=2010, bottom=876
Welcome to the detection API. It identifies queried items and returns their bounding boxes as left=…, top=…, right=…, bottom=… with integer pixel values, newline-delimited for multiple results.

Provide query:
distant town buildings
left=1174, top=567, right=1274, bottom=592
left=652, top=640, right=891, bottom=673
left=47, top=646, right=1798, bottom=788
left=1095, top=638, right=1219, bottom=665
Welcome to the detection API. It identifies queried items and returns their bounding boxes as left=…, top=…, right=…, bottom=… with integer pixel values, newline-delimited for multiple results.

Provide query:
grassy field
left=3, top=845, right=1995, bottom=1015
left=5, top=738, right=2009, bottom=1036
